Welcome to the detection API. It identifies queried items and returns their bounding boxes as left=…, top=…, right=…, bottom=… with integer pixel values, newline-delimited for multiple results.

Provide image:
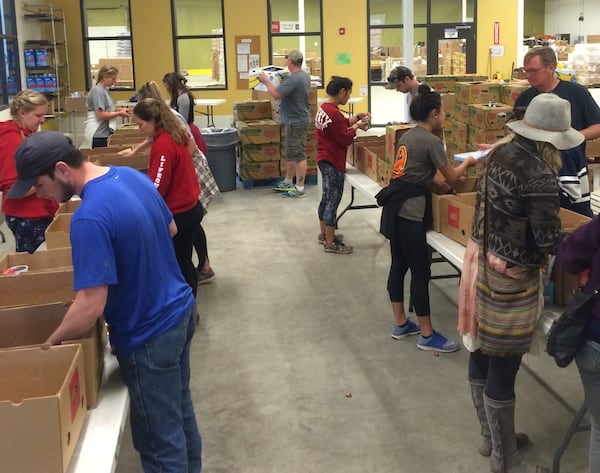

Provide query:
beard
left=58, top=180, right=76, bottom=203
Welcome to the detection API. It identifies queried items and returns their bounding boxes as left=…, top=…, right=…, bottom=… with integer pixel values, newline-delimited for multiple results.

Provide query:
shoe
left=324, top=240, right=353, bottom=254
left=318, top=233, right=344, bottom=244
left=391, top=319, right=421, bottom=340
left=417, top=330, right=459, bottom=353
left=197, top=268, right=216, bottom=284
left=282, top=188, right=306, bottom=198
left=272, top=181, right=295, bottom=192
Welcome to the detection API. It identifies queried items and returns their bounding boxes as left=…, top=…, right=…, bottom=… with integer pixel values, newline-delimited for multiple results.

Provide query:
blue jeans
left=576, top=338, right=600, bottom=472
left=117, top=304, right=202, bottom=472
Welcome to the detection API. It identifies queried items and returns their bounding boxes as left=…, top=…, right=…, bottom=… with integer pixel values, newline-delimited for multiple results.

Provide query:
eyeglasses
left=523, top=67, right=544, bottom=75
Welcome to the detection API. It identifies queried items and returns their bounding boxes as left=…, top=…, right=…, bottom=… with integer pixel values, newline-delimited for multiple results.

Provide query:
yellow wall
left=47, top=0, right=522, bottom=118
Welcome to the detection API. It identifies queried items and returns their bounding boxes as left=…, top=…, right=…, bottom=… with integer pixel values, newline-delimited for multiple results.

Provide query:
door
left=427, top=24, right=476, bottom=75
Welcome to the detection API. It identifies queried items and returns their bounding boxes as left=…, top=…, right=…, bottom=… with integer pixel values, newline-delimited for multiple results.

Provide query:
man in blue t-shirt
left=515, top=46, right=600, bottom=217
left=260, top=49, right=311, bottom=198
left=8, top=131, right=203, bottom=473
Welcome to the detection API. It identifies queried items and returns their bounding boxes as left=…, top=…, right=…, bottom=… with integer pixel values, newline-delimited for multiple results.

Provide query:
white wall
left=545, top=0, right=600, bottom=43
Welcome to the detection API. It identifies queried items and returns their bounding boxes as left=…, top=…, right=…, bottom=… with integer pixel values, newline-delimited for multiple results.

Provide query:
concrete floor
left=0, top=181, right=591, bottom=473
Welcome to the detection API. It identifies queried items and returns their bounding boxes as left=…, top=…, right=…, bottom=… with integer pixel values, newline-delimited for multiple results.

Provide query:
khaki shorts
left=284, top=123, right=310, bottom=162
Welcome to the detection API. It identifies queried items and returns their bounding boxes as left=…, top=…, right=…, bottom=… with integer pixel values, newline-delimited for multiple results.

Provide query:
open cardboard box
left=439, top=192, right=477, bottom=245
left=45, top=213, right=72, bottom=249
left=0, top=248, right=74, bottom=308
left=56, top=199, right=81, bottom=215
left=0, top=344, right=87, bottom=473
left=0, top=302, right=105, bottom=408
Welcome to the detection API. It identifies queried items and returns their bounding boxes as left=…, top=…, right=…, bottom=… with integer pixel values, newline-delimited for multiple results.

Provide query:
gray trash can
left=202, top=127, right=239, bottom=192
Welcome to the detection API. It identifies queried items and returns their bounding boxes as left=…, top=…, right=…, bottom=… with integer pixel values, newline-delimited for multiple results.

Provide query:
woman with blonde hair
left=83, top=65, right=131, bottom=148
left=0, top=90, right=58, bottom=252
left=133, top=98, right=202, bottom=296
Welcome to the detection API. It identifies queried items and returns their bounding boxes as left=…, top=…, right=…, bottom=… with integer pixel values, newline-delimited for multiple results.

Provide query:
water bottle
left=34, top=74, right=45, bottom=92
left=35, top=49, right=48, bottom=67
left=44, top=73, right=56, bottom=92
left=26, top=75, right=36, bottom=90
left=24, top=49, right=36, bottom=68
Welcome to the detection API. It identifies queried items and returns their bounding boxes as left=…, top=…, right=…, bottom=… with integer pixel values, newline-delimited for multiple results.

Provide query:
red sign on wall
left=493, top=22, right=500, bottom=45
left=271, top=21, right=280, bottom=33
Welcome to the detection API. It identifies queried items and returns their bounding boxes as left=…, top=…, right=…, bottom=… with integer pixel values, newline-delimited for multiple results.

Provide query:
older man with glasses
left=514, top=46, right=600, bottom=216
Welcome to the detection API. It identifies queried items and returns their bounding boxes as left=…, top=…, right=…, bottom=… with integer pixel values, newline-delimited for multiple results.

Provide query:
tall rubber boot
left=470, top=379, right=530, bottom=457
left=483, top=394, right=549, bottom=473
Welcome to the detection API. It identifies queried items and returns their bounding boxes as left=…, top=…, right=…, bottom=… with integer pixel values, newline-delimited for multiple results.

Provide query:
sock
left=296, top=185, right=304, bottom=192
left=283, top=178, right=293, bottom=184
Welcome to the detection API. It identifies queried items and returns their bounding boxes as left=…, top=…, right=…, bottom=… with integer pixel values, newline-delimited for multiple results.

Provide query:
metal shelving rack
left=23, top=3, right=70, bottom=131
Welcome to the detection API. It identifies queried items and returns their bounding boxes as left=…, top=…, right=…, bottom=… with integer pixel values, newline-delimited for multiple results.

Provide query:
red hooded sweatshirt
left=0, top=120, right=58, bottom=219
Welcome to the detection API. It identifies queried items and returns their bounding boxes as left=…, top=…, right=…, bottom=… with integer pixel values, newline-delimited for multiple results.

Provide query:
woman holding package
left=315, top=76, right=369, bottom=254
left=0, top=90, right=58, bottom=253
left=556, top=209, right=600, bottom=472
left=133, top=98, right=202, bottom=296
left=377, top=85, right=477, bottom=352
left=458, top=94, right=584, bottom=473
left=83, top=65, right=131, bottom=148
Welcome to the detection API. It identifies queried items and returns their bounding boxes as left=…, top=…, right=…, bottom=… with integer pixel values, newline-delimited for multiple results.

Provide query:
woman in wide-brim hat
left=458, top=93, right=583, bottom=473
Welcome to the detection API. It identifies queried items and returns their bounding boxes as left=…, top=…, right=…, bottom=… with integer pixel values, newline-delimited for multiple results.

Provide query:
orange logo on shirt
left=392, top=145, right=408, bottom=178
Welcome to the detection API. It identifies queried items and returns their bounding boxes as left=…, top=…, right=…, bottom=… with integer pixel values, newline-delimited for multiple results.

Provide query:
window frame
left=80, top=0, right=135, bottom=91
left=170, top=0, right=228, bottom=91
left=0, top=0, right=19, bottom=108
left=267, top=0, right=324, bottom=88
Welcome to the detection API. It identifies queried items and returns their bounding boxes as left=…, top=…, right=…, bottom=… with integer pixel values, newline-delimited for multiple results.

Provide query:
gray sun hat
left=507, top=93, right=584, bottom=150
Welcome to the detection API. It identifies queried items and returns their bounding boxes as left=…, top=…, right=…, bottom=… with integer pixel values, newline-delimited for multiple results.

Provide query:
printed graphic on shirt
left=392, top=145, right=408, bottom=178
left=314, top=108, right=333, bottom=131
left=154, top=155, right=166, bottom=188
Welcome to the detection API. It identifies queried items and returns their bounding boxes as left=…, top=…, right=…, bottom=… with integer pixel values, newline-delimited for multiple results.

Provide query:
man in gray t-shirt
left=260, top=50, right=311, bottom=198
left=385, top=66, right=421, bottom=124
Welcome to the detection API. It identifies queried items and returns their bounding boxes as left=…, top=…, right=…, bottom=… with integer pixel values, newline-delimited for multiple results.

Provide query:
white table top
left=67, top=347, right=129, bottom=473
left=194, top=98, right=226, bottom=107
left=344, top=164, right=380, bottom=205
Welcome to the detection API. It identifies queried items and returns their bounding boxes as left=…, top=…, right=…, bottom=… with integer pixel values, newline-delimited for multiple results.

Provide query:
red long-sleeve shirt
left=314, top=102, right=357, bottom=172
left=0, top=120, right=58, bottom=219
left=147, top=129, right=199, bottom=215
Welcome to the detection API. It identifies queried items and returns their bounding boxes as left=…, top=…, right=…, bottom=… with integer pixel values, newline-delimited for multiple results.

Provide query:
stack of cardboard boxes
left=0, top=197, right=107, bottom=472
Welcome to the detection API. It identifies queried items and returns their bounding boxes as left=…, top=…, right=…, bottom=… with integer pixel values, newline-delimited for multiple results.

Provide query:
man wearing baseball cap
left=385, top=65, right=422, bottom=123
left=9, top=131, right=203, bottom=472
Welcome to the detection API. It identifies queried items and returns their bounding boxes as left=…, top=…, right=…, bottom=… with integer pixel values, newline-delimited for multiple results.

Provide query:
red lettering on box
left=447, top=204, right=460, bottom=228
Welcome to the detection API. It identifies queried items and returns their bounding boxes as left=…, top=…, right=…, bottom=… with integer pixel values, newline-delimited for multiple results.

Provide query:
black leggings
left=173, top=201, right=203, bottom=298
left=469, top=349, right=523, bottom=401
left=317, top=160, right=345, bottom=227
left=387, top=217, right=431, bottom=316
left=193, top=208, right=208, bottom=270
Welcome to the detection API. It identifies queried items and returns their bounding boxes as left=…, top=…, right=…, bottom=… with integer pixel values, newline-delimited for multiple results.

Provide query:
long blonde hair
left=133, top=98, right=189, bottom=146
left=10, top=90, right=48, bottom=120
left=137, top=81, right=165, bottom=102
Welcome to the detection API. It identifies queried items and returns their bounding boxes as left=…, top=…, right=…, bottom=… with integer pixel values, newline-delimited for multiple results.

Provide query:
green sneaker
left=318, top=233, right=344, bottom=244
left=282, top=188, right=306, bottom=198
left=324, top=241, right=353, bottom=254
left=272, top=181, right=295, bottom=192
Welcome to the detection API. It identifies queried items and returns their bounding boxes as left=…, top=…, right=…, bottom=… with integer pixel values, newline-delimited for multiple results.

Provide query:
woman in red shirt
left=133, top=98, right=202, bottom=296
left=314, top=76, right=369, bottom=254
left=0, top=90, right=58, bottom=253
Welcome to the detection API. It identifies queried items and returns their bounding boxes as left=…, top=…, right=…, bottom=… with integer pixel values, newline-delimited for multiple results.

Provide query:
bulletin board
left=235, top=35, right=261, bottom=90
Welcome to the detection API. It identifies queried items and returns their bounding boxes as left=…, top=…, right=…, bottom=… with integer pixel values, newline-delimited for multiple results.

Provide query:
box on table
left=439, top=192, right=477, bottom=245
left=468, top=126, right=506, bottom=148
left=0, top=248, right=74, bottom=308
left=107, top=133, right=145, bottom=146
left=0, top=302, right=105, bottom=408
left=500, top=82, right=530, bottom=106
left=454, top=81, right=502, bottom=104
left=63, top=96, right=87, bottom=113
left=385, top=124, right=414, bottom=165
left=240, top=143, right=281, bottom=163
left=417, top=75, right=456, bottom=93
left=587, top=139, right=600, bottom=159
left=377, top=158, right=391, bottom=187
left=236, top=119, right=281, bottom=145
left=446, top=121, right=469, bottom=144
left=45, top=213, right=73, bottom=249
left=92, top=152, right=150, bottom=171
left=56, top=199, right=81, bottom=215
left=441, top=93, right=456, bottom=128
left=468, top=103, right=513, bottom=130
left=0, top=344, right=87, bottom=473
left=80, top=145, right=131, bottom=158
left=431, top=178, right=478, bottom=232
left=240, top=160, right=280, bottom=180
left=357, top=146, right=382, bottom=182
left=454, top=103, right=470, bottom=123
left=233, top=100, right=273, bottom=121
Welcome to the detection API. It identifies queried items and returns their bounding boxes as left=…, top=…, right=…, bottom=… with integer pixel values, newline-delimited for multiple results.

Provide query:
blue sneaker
left=391, top=318, right=421, bottom=340
left=417, top=331, right=459, bottom=353
left=282, top=188, right=306, bottom=198
left=272, top=181, right=295, bottom=192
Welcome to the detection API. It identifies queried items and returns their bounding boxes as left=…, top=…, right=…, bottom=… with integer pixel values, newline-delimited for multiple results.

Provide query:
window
left=0, top=0, right=19, bottom=108
left=171, top=0, right=226, bottom=89
left=268, top=0, right=323, bottom=86
left=81, top=0, right=134, bottom=90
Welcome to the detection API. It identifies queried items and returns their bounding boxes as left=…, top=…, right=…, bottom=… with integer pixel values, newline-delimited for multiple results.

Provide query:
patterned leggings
left=317, top=161, right=345, bottom=227
left=6, top=216, right=53, bottom=254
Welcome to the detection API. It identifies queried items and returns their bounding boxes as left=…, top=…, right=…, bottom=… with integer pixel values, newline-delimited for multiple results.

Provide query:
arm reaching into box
left=46, top=285, right=107, bottom=346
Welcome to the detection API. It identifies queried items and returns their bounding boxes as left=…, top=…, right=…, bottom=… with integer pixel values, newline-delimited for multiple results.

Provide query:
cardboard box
left=359, top=147, right=381, bottom=182
left=0, top=344, right=87, bottom=473
left=45, top=213, right=72, bottom=250
left=92, top=152, right=150, bottom=171
left=447, top=121, right=469, bottom=144
left=445, top=139, right=472, bottom=163
left=0, top=302, right=105, bottom=408
left=236, top=119, right=281, bottom=144
left=377, top=158, right=391, bottom=187
left=0, top=247, right=74, bottom=308
left=560, top=207, right=591, bottom=233
left=441, top=93, right=456, bottom=128
left=80, top=145, right=130, bottom=157
left=439, top=192, right=477, bottom=245
left=501, top=82, right=530, bottom=106
left=468, top=126, right=506, bottom=148
left=240, top=160, right=280, bottom=180
left=233, top=100, right=273, bottom=121
left=587, top=139, right=600, bottom=159
left=454, top=103, right=470, bottom=123
left=385, top=125, right=414, bottom=165
left=454, top=81, right=502, bottom=104
left=63, top=96, right=87, bottom=113
left=417, top=75, right=456, bottom=93
left=468, top=103, right=513, bottom=130
left=240, top=143, right=281, bottom=163
left=106, top=134, right=145, bottom=146
left=431, top=178, right=478, bottom=232
left=56, top=199, right=81, bottom=215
